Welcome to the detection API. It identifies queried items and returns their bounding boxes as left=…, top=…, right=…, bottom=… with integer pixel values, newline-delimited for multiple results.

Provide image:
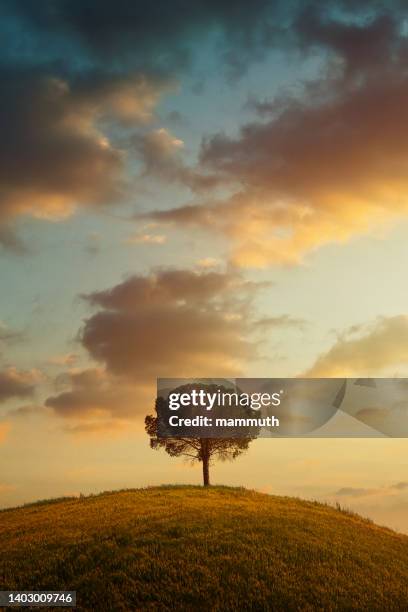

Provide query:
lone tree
left=145, top=383, right=257, bottom=486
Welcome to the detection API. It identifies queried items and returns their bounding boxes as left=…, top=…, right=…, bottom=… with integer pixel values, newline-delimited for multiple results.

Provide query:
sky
left=1, top=0, right=408, bottom=533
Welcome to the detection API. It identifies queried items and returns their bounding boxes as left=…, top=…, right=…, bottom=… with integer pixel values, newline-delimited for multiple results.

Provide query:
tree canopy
left=145, top=383, right=258, bottom=485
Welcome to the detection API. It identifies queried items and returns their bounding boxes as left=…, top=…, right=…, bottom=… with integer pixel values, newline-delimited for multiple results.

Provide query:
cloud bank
left=145, top=9, right=408, bottom=266
left=45, top=268, right=271, bottom=421
left=0, top=69, right=170, bottom=250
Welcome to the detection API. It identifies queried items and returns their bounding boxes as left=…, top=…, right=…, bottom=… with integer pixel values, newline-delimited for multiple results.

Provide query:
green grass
left=1, top=486, right=408, bottom=610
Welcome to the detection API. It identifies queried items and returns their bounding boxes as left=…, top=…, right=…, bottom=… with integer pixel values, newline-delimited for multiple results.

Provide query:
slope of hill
left=1, top=486, right=407, bottom=610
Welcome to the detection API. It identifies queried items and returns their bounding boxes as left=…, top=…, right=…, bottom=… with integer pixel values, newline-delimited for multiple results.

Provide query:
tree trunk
left=202, top=455, right=210, bottom=486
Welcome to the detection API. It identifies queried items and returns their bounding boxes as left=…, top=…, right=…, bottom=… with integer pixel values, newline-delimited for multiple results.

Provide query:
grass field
left=1, top=485, right=408, bottom=610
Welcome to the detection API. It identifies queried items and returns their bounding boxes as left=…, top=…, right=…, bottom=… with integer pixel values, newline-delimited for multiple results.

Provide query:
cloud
left=4, top=2, right=408, bottom=257
left=0, top=69, right=170, bottom=248
left=335, top=481, right=408, bottom=498
left=134, top=128, right=219, bottom=191
left=326, top=378, right=408, bottom=436
left=82, top=268, right=253, bottom=312
left=353, top=408, right=391, bottom=431
left=45, top=368, right=142, bottom=419
left=144, top=12, right=408, bottom=267
left=6, top=404, right=43, bottom=418
left=143, top=127, right=184, bottom=155
left=45, top=268, right=270, bottom=422
left=80, top=268, right=258, bottom=380
left=353, top=402, right=408, bottom=437
left=196, top=258, right=220, bottom=269
left=8, top=0, right=290, bottom=77
left=0, top=0, right=313, bottom=251
left=335, top=486, right=383, bottom=498
left=126, top=233, right=167, bottom=245
left=47, top=353, right=79, bottom=367
left=305, top=316, right=408, bottom=376
left=390, top=482, right=408, bottom=491
left=0, top=368, right=38, bottom=403
left=0, top=323, right=25, bottom=346
left=253, top=315, right=307, bottom=331
left=16, top=1, right=406, bottom=84
left=295, top=11, right=399, bottom=82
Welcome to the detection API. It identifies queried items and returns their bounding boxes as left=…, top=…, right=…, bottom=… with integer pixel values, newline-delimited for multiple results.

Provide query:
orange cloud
left=45, top=268, right=272, bottom=424
left=80, top=269, right=258, bottom=380
left=305, top=316, right=408, bottom=377
left=196, top=258, right=220, bottom=269
left=126, top=233, right=167, bottom=245
left=144, top=16, right=408, bottom=266
left=46, top=368, right=144, bottom=419
left=0, top=71, right=169, bottom=250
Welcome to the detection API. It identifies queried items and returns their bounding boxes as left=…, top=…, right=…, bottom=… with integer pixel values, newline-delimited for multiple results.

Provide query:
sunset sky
left=1, top=0, right=408, bottom=532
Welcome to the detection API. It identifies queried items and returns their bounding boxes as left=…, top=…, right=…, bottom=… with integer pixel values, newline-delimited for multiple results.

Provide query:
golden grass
left=1, top=486, right=408, bottom=610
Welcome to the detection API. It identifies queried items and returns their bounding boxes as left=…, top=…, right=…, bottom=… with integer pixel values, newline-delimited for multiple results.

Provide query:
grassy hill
left=1, top=486, right=408, bottom=611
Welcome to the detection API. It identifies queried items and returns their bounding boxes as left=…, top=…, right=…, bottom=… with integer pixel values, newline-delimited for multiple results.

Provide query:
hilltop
left=1, top=486, right=407, bottom=610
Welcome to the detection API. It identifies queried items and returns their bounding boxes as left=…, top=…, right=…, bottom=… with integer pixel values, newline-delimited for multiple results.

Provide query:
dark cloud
left=0, top=368, right=36, bottom=403
left=10, top=1, right=405, bottom=79
left=43, top=268, right=286, bottom=421
left=0, top=68, right=170, bottom=245
left=80, top=268, right=258, bottom=379
left=45, top=368, right=140, bottom=419
left=83, top=268, right=245, bottom=311
left=3, top=1, right=408, bottom=255
left=296, top=11, right=400, bottom=81
left=144, top=10, right=408, bottom=267
left=7, top=0, right=290, bottom=76
left=134, top=128, right=220, bottom=191
left=45, top=268, right=272, bottom=421
left=0, top=0, right=295, bottom=250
